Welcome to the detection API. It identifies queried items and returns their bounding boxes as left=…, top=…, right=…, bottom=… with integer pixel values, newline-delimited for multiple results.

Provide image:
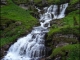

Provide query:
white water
left=2, top=3, right=68, bottom=60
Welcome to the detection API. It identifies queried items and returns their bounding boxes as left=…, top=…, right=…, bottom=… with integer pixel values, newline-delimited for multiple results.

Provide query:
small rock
left=44, top=23, right=49, bottom=27
left=15, top=21, right=22, bottom=26
left=40, top=20, right=45, bottom=23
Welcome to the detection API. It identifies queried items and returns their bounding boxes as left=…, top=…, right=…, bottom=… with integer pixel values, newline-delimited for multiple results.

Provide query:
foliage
left=47, top=10, right=79, bottom=39
left=50, top=44, right=80, bottom=60
left=0, top=0, right=38, bottom=47
left=69, top=0, right=79, bottom=5
left=34, top=0, right=41, bottom=3
left=67, top=44, right=80, bottom=60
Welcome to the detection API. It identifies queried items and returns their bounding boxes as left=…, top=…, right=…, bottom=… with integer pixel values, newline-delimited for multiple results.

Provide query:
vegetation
left=47, top=10, right=80, bottom=39
left=69, top=0, right=79, bottom=5
left=0, top=0, right=38, bottom=47
left=50, top=44, right=80, bottom=60
left=46, top=0, right=79, bottom=59
left=1, top=0, right=79, bottom=60
left=13, top=0, right=80, bottom=5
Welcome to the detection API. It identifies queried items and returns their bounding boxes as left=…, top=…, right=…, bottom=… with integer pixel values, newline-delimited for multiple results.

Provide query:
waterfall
left=2, top=3, right=68, bottom=60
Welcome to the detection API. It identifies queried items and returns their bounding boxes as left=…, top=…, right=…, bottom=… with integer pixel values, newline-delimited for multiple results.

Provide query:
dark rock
left=76, top=3, right=80, bottom=9
left=41, top=58, right=45, bottom=60
left=0, top=24, right=7, bottom=30
left=40, top=10, right=44, bottom=14
left=44, top=33, right=48, bottom=39
left=40, top=20, right=45, bottom=23
left=3, top=45, right=9, bottom=50
left=56, top=42, right=69, bottom=47
left=45, top=47, right=52, bottom=57
left=44, top=23, right=49, bottom=27
left=30, top=12, right=40, bottom=19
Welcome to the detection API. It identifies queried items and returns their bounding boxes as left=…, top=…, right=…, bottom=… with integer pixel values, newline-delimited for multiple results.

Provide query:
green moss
left=34, top=0, right=41, bottom=4
left=13, top=0, right=28, bottom=4
left=47, top=0, right=54, bottom=4
left=0, top=0, right=38, bottom=47
left=47, top=10, right=79, bottom=39
left=48, top=0, right=68, bottom=4
left=63, top=10, right=79, bottom=26
left=13, top=0, right=79, bottom=6
left=69, top=0, right=79, bottom=5
left=67, top=44, right=80, bottom=60
left=51, top=47, right=65, bottom=56
left=50, top=0, right=79, bottom=4
left=50, top=44, right=80, bottom=58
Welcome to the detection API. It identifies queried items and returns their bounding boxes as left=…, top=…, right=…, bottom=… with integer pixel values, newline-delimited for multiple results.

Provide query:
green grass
left=13, top=0, right=28, bottom=4
left=47, top=10, right=79, bottom=39
left=1, top=0, right=37, bottom=24
left=13, top=0, right=79, bottom=6
left=67, top=44, right=80, bottom=60
left=69, top=0, right=79, bottom=5
left=13, top=0, right=42, bottom=5
left=0, top=0, right=38, bottom=47
left=51, top=0, right=79, bottom=4
left=50, top=44, right=80, bottom=60
left=47, top=0, right=54, bottom=4
left=63, top=10, right=79, bottom=26
left=34, top=0, right=41, bottom=3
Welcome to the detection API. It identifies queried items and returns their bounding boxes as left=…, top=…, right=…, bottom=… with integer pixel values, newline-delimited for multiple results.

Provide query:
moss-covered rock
left=50, top=44, right=80, bottom=60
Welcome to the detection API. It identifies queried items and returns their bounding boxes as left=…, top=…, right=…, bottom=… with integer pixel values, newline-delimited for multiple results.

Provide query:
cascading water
left=2, top=3, right=68, bottom=60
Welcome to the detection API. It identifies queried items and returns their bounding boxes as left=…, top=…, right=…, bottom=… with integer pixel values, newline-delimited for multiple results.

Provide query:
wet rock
left=44, top=33, right=48, bottom=39
left=45, top=47, right=52, bottom=57
left=44, top=23, right=49, bottom=27
left=40, top=20, right=45, bottom=23
left=32, top=34, right=36, bottom=39
left=40, top=10, right=44, bottom=14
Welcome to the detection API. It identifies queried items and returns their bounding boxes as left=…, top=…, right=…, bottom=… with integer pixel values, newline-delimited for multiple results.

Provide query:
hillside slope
left=0, top=0, right=38, bottom=47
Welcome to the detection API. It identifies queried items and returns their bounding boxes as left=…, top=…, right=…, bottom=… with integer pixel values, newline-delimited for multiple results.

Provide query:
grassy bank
left=50, top=44, right=80, bottom=60
left=13, top=0, right=79, bottom=5
left=47, top=10, right=79, bottom=40
left=0, top=0, right=38, bottom=47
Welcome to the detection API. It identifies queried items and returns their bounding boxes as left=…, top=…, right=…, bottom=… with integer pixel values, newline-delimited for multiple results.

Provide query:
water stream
left=2, top=3, right=68, bottom=60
